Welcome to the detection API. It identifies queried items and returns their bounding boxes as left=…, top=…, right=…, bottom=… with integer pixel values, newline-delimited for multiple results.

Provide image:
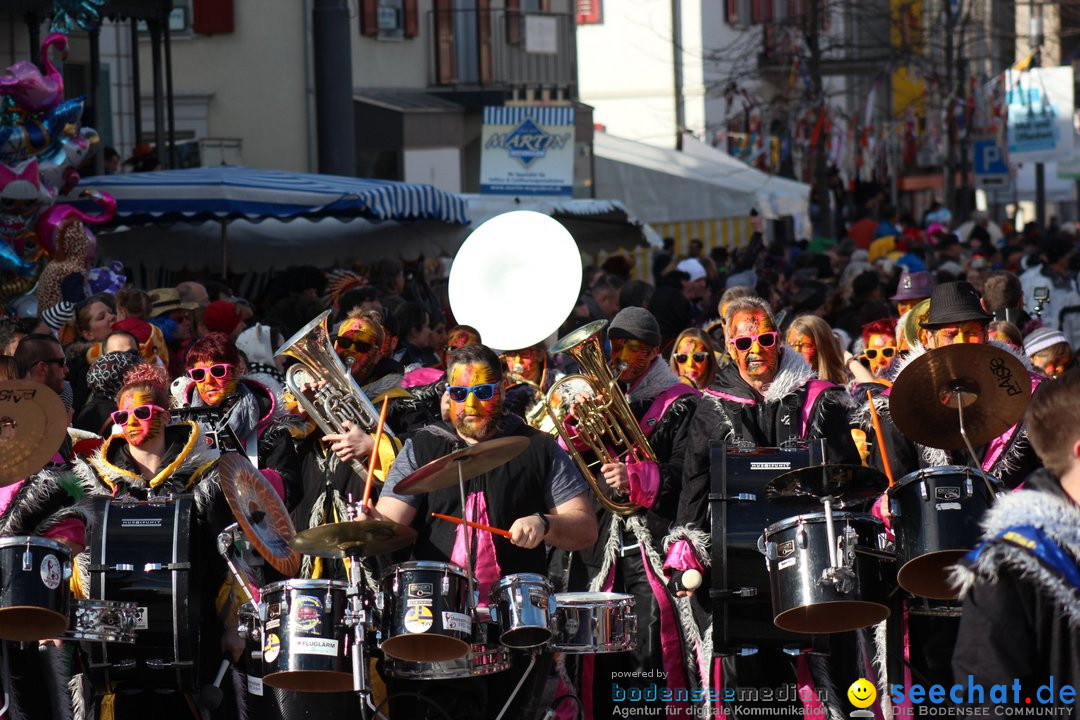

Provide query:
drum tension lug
left=708, top=492, right=757, bottom=503
left=711, top=587, right=757, bottom=599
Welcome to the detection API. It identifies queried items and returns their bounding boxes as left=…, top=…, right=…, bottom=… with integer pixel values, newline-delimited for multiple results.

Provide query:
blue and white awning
left=73, top=165, right=470, bottom=225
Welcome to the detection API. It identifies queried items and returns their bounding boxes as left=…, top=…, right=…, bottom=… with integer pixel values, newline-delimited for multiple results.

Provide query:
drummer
left=367, top=343, right=596, bottom=720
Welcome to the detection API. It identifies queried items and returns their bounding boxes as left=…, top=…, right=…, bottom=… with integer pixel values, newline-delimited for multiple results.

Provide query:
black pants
left=7, top=642, right=72, bottom=720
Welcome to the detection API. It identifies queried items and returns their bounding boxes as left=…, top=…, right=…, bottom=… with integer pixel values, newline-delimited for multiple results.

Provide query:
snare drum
left=384, top=610, right=510, bottom=680
left=551, top=592, right=636, bottom=653
left=0, top=536, right=72, bottom=642
left=65, top=599, right=139, bottom=643
left=489, top=573, right=554, bottom=648
left=380, top=561, right=472, bottom=663
left=889, top=466, right=1001, bottom=599
left=762, top=512, right=890, bottom=634
left=260, top=579, right=351, bottom=693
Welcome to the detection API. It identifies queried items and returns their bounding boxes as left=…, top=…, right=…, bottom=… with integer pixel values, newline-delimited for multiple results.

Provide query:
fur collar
left=85, top=421, right=218, bottom=492
left=761, top=347, right=815, bottom=402
left=626, top=358, right=683, bottom=405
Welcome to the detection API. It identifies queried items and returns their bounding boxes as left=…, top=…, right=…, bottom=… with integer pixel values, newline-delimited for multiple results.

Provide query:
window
left=361, top=0, right=419, bottom=38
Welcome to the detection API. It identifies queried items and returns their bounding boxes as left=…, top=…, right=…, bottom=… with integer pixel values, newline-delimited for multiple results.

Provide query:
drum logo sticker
left=293, top=637, right=339, bottom=656
left=777, top=540, right=795, bottom=558
left=40, top=554, right=62, bottom=589
left=266, top=602, right=281, bottom=631
left=247, top=674, right=263, bottom=697
left=407, top=583, right=433, bottom=599
left=935, top=487, right=961, bottom=501
left=263, top=633, right=281, bottom=663
left=442, top=611, right=472, bottom=633
left=292, top=595, right=322, bottom=634
left=404, top=604, right=433, bottom=633
left=135, top=607, right=149, bottom=630
left=777, top=557, right=797, bottom=571
left=750, top=462, right=791, bottom=471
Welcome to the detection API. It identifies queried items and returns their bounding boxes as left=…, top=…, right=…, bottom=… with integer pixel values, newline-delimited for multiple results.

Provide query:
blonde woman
left=785, top=314, right=848, bottom=384
left=669, top=328, right=719, bottom=389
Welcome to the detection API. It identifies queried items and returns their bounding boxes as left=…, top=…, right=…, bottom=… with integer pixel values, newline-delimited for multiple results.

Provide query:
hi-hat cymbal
left=395, top=436, right=530, bottom=496
left=219, top=453, right=301, bottom=576
left=890, top=344, right=1030, bottom=450
left=0, top=381, right=67, bottom=486
left=765, top=464, right=887, bottom=505
left=291, top=520, right=417, bottom=559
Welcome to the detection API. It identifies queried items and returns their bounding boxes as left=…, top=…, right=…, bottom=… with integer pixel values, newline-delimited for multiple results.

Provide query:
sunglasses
left=39, top=357, right=66, bottom=368
left=336, top=337, right=375, bottom=353
left=446, top=383, right=499, bottom=402
left=863, top=347, right=896, bottom=360
left=187, top=363, right=233, bottom=382
left=674, top=353, right=708, bottom=363
left=111, top=404, right=166, bottom=425
left=729, top=331, right=778, bottom=352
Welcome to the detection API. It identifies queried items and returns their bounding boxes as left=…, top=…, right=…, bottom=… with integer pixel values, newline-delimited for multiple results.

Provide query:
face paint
left=930, top=321, right=986, bottom=348
left=728, top=309, right=780, bottom=384
left=1032, top=349, right=1071, bottom=378
left=336, top=318, right=381, bottom=383
left=443, top=327, right=479, bottom=368
left=786, top=330, right=817, bottom=367
left=447, top=361, right=501, bottom=441
left=673, top=337, right=709, bottom=389
left=117, top=389, right=165, bottom=447
left=503, top=347, right=544, bottom=384
left=190, top=360, right=237, bottom=407
left=896, top=298, right=923, bottom=317
left=609, top=337, right=658, bottom=384
left=864, top=333, right=897, bottom=377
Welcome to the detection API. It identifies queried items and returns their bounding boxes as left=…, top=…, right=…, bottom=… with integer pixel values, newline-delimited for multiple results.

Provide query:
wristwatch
left=534, top=512, right=550, bottom=537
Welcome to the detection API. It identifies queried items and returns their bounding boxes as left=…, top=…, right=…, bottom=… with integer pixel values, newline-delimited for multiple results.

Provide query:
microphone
left=198, top=657, right=232, bottom=711
left=668, top=568, right=702, bottom=594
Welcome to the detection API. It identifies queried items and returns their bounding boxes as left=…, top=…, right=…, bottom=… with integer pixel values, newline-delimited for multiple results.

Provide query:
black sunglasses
left=336, top=337, right=375, bottom=353
left=863, top=347, right=896, bottom=360
left=674, top=353, right=708, bottom=363
left=729, top=331, right=778, bottom=352
left=187, top=363, right=232, bottom=382
left=39, top=357, right=66, bottom=368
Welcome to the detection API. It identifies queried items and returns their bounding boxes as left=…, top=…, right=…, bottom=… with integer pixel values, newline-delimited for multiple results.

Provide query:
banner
left=480, top=106, right=575, bottom=196
left=1006, top=66, right=1074, bottom=163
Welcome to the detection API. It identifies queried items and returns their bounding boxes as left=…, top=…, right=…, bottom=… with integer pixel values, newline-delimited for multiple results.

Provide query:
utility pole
left=943, top=1, right=956, bottom=216
left=1031, top=0, right=1046, bottom=231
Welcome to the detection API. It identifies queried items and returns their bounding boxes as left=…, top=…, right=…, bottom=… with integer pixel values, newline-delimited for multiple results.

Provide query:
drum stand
left=341, top=505, right=386, bottom=720
left=817, top=494, right=856, bottom=594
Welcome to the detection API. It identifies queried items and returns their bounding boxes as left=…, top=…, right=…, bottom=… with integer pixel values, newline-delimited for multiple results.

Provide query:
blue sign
left=974, top=140, right=1008, bottom=175
left=480, top=106, right=575, bottom=196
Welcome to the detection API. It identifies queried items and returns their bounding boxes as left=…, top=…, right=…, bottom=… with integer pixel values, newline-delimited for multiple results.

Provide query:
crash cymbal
left=219, top=453, right=301, bottom=576
left=890, top=344, right=1030, bottom=450
left=395, top=436, right=531, bottom=496
left=766, top=464, right=887, bottom=505
left=291, top=520, right=417, bottom=559
left=0, top=381, right=67, bottom=486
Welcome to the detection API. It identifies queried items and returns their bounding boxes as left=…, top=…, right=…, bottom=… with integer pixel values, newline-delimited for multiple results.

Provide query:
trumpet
left=545, top=320, right=654, bottom=516
left=276, top=311, right=395, bottom=481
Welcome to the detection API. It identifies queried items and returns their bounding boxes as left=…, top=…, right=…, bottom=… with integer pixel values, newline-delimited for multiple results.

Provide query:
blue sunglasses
left=446, top=383, right=499, bottom=402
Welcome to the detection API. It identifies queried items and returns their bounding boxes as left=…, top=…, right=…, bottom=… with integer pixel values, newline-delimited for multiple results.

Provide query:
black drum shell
left=260, top=579, right=351, bottom=693
left=0, top=536, right=72, bottom=642
left=379, top=561, right=472, bottom=663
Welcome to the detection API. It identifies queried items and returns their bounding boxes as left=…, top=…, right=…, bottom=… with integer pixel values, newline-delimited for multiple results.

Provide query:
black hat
left=920, top=281, right=993, bottom=329
left=608, top=307, right=661, bottom=347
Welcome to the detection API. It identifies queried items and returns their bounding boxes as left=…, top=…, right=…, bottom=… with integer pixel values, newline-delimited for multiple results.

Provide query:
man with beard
left=501, top=340, right=558, bottom=423
left=563, top=307, right=700, bottom=719
left=667, top=295, right=862, bottom=716
left=368, top=343, right=597, bottom=720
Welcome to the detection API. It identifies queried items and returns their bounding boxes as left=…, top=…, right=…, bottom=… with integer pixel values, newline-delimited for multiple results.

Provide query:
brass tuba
left=545, top=319, right=655, bottom=516
left=276, top=310, right=394, bottom=481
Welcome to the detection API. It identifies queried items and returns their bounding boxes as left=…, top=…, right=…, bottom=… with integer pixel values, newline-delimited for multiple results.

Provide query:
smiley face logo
left=847, top=678, right=877, bottom=709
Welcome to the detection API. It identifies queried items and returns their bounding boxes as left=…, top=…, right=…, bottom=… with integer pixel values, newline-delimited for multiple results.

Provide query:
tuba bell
left=276, top=310, right=394, bottom=482
left=544, top=319, right=654, bottom=516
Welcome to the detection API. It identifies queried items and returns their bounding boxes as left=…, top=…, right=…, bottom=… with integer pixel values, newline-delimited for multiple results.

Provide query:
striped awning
left=73, top=165, right=470, bottom=225
left=652, top=217, right=755, bottom=256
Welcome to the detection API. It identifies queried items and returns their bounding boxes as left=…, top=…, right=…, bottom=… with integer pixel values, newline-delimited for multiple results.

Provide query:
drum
left=383, top=610, right=510, bottom=680
left=889, top=466, right=1001, bottom=599
left=85, top=496, right=199, bottom=693
left=489, top=573, right=554, bottom=648
left=551, top=592, right=636, bottom=653
left=380, top=561, right=472, bottom=663
left=260, top=579, right=351, bottom=693
left=0, top=536, right=72, bottom=642
left=65, top=599, right=139, bottom=643
left=762, top=512, right=891, bottom=634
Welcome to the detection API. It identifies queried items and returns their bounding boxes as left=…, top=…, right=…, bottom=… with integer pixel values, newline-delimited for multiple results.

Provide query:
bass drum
left=85, top=496, right=200, bottom=693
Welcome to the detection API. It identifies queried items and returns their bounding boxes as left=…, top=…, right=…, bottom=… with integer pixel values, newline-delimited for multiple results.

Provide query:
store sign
left=1006, top=66, right=1075, bottom=163
left=480, top=106, right=575, bottom=196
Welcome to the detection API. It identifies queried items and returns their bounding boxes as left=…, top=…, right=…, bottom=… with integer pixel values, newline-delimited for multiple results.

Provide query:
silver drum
left=551, top=592, right=636, bottom=653
left=383, top=612, right=510, bottom=680
left=489, top=573, right=554, bottom=648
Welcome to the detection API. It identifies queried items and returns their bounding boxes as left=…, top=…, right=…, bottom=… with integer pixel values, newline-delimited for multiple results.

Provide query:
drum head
left=262, top=669, right=354, bottom=693
left=0, top=606, right=68, bottom=642
left=773, top=600, right=890, bottom=635
left=897, top=551, right=965, bottom=600
left=500, top=625, right=552, bottom=649
left=381, top=634, right=470, bottom=663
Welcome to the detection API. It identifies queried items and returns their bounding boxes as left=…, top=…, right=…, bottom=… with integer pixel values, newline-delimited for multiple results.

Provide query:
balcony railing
left=427, top=9, right=576, bottom=91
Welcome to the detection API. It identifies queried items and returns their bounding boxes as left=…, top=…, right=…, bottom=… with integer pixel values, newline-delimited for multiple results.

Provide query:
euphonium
left=276, top=310, right=395, bottom=482
left=545, top=319, right=654, bottom=516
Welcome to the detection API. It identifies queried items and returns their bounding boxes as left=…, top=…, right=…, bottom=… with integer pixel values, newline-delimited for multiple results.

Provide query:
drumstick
left=361, top=396, right=390, bottom=508
left=867, top=390, right=895, bottom=487
left=431, top=512, right=512, bottom=539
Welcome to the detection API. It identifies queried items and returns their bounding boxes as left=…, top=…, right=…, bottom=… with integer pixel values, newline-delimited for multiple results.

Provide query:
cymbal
left=219, top=453, right=301, bottom=576
left=0, top=381, right=67, bottom=486
left=890, top=344, right=1030, bottom=450
left=395, top=436, right=530, bottom=496
left=291, top=520, right=417, bottom=559
left=765, top=464, right=887, bottom=505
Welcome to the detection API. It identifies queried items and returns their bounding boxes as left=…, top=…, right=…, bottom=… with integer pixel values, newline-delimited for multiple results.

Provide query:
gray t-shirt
left=381, top=420, right=588, bottom=511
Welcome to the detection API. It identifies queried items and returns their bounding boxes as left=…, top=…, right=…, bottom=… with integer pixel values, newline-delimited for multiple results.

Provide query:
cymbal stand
left=456, top=458, right=477, bottom=608
left=344, top=548, right=378, bottom=717
left=951, top=387, right=1002, bottom=500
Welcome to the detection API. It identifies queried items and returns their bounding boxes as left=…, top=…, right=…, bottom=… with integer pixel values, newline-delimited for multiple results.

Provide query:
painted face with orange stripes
left=447, top=361, right=502, bottom=441
left=116, top=389, right=167, bottom=447
left=336, top=317, right=382, bottom=383
left=728, top=309, right=780, bottom=384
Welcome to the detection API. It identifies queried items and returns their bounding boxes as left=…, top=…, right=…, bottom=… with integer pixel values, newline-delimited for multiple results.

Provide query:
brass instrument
left=546, top=319, right=655, bottom=516
left=276, top=310, right=395, bottom=482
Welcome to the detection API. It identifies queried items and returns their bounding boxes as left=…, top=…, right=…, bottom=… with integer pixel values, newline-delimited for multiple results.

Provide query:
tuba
left=276, top=310, right=394, bottom=481
left=545, top=319, right=655, bottom=516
